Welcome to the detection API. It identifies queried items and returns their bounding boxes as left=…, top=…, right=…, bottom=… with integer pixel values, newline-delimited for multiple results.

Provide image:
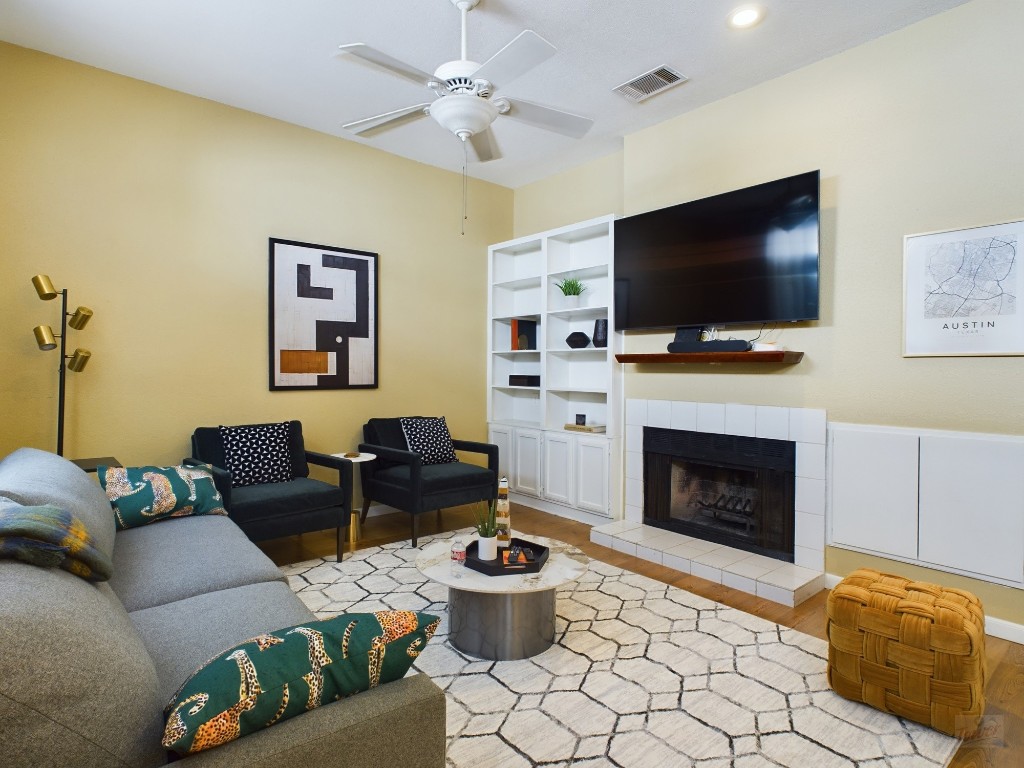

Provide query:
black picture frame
left=269, top=238, right=379, bottom=390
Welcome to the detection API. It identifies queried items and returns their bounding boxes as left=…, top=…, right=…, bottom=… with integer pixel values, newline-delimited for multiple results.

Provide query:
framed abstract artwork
left=903, top=219, right=1022, bottom=357
left=269, top=238, right=378, bottom=390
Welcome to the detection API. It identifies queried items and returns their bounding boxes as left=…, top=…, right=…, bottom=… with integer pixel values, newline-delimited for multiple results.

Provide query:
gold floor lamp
left=31, top=274, right=93, bottom=457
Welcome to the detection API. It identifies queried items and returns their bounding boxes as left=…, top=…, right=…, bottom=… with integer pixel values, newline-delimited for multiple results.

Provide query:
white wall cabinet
left=490, top=425, right=612, bottom=517
left=829, top=423, right=1024, bottom=588
left=487, top=216, right=621, bottom=521
left=829, top=425, right=920, bottom=560
left=489, top=424, right=513, bottom=480
left=575, top=436, right=610, bottom=514
left=513, top=428, right=543, bottom=498
left=543, top=432, right=574, bottom=505
left=918, top=434, right=1024, bottom=583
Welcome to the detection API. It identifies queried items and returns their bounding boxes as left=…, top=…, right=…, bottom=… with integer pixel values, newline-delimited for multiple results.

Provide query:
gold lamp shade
left=33, top=324, right=58, bottom=351
left=30, top=274, right=94, bottom=456
left=32, top=274, right=58, bottom=300
left=67, top=348, right=92, bottom=372
left=68, top=306, right=93, bottom=330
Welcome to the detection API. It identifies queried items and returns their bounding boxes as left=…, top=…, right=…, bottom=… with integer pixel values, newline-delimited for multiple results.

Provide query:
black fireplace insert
left=643, top=426, right=795, bottom=562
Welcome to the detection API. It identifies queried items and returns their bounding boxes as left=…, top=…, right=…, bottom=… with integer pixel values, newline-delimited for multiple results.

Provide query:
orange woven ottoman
left=826, top=568, right=986, bottom=736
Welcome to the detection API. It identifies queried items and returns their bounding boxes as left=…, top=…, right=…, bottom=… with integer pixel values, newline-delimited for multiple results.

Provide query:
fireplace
left=643, top=426, right=796, bottom=562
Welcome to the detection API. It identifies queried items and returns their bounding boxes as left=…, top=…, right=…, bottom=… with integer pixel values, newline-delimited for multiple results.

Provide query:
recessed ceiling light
left=728, top=5, right=764, bottom=29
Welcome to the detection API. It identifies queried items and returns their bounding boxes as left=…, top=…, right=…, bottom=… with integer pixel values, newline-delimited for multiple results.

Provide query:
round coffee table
left=416, top=535, right=589, bottom=661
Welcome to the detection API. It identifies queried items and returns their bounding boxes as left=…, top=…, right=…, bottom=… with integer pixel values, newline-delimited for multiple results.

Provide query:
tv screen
left=614, top=170, right=820, bottom=331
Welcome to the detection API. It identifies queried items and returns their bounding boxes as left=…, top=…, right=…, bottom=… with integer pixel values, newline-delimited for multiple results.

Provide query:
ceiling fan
left=337, top=0, right=593, bottom=162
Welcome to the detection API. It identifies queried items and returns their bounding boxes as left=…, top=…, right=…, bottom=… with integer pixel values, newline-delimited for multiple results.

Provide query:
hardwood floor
left=259, top=503, right=1024, bottom=768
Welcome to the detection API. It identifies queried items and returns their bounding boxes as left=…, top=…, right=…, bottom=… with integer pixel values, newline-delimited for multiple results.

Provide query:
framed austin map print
left=903, top=219, right=1022, bottom=357
left=269, top=238, right=378, bottom=389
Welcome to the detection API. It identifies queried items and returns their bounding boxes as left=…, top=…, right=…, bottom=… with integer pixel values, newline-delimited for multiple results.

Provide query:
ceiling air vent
left=613, top=66, right=688, bottom=103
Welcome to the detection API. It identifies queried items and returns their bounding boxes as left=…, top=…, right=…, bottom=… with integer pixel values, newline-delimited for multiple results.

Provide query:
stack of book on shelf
left=510, top=319, right=537, bottom=351
left=564, top=423, right=606, bottom=433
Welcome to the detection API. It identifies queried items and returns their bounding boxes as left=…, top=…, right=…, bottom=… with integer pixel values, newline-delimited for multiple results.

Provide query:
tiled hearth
left=592, top=399, right=828, bottom=607
left=591, top=519, right=825, bottom=607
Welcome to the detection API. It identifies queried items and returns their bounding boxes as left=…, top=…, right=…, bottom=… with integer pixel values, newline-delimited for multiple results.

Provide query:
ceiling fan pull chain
left=461, top=139, right=468, bottom=236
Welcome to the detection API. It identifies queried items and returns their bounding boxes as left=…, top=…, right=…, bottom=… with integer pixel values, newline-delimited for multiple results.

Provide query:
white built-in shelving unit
left=487, top=215, right=621, bottom=523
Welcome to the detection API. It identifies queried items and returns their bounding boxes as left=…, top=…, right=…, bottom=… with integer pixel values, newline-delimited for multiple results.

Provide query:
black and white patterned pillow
left=219, top=422, right=294, bottom=487
left=400, top=417, right=458, bottom=466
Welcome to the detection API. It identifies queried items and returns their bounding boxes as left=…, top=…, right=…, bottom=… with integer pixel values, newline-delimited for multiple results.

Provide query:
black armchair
left=187, top=420, right=353, bottom=560
left=359, top=417, right=498, bottom=546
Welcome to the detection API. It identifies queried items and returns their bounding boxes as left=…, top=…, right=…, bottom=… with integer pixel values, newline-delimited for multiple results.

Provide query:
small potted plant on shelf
left=555, top=277, right=587, bottom=308
left=473, top=499, right=499, bottom=561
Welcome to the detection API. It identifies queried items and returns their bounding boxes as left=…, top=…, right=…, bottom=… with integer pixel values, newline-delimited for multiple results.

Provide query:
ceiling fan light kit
left=337, top=0, right=592, bottom=162
left=428, top=93, right=498, bottom=141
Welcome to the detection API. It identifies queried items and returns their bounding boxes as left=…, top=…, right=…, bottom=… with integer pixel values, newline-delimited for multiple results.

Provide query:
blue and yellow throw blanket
left=0, top=502, right=113, bottom=581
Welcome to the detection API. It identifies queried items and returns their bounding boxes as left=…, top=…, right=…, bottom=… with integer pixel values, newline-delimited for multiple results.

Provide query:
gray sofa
left=0, top=448, right=446, bottom=767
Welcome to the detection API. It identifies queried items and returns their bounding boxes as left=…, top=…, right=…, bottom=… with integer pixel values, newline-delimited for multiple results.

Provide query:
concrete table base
left=448, top=586, right=555, bottom=660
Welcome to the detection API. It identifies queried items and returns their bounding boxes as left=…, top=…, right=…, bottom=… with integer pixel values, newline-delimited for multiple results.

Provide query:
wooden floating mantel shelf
left=615, top=351, right=804, bottom=365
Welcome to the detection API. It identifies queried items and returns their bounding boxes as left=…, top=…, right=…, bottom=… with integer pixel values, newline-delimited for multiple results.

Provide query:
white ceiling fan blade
left=471, top=30, right=556, bottom=88
left=468, top=128, right=501, bottom=163
left=342, top=103, right=431, bottom=136
left=336, top=44, right=434, bottom=87
left=503, top=98, right=594, bottom=139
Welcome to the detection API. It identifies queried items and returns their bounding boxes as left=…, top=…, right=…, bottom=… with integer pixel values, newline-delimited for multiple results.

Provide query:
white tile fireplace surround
left=591, top=400, right=827, bottom=606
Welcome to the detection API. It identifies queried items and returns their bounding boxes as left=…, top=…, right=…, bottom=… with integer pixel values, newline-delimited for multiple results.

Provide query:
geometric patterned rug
left=284, top=529, right=960, bottom=767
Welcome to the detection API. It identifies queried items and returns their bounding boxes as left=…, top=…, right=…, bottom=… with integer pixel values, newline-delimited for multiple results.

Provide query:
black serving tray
left=464, top=537, right=549, bottom=576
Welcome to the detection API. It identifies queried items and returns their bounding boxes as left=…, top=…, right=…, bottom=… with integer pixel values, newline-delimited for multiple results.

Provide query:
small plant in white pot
left=474, top=499, right=499, bottom=560
left=555, top=277, right=587, bottom=308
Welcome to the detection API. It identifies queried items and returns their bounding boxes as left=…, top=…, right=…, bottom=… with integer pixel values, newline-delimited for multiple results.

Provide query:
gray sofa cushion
left=0, top=561, right=165, bottom=768
left=0, top=447, right=116, bottom=560
left=129, top=580, right=316, bottom=706
left=109, top=515, right=287, bottom=612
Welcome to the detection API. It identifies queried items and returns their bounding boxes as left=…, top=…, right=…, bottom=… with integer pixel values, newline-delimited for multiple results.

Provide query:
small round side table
left=332, top=452, right=376, bottom=552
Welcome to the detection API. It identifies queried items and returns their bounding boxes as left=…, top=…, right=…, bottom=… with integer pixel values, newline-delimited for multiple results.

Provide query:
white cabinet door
left=575, top=436, right=609, bottom=515
left=488, top=425, right=514, bottom=484
left=513, top=428, right=543, bottom=498
left=829, top=425, right=919, bottom=559
left=919, top=434, right=1024, bottom=583
left=543, top=432, right=574, bottom=505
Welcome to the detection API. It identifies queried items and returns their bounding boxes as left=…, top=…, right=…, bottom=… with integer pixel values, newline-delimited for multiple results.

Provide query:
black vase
left=565, top=331, right=590, bottom=349
left=593, top=318, right=608, bottom=348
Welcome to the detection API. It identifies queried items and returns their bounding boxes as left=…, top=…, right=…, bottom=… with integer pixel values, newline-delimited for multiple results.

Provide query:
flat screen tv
left=614, top=170, right=820, bottom=332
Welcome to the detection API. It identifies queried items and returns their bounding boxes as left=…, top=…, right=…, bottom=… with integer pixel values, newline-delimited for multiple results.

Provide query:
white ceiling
left=1, top=0, right=968, bottom=189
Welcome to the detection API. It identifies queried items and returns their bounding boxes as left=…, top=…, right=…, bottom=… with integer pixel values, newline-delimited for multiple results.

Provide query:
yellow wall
left=0, top=43, right=513, bottom=467
left=620, top=0, right=1024, bottom=433
left=513, top=150, right=624, bottom=236
left=513, top=0, right=1024, bottom=621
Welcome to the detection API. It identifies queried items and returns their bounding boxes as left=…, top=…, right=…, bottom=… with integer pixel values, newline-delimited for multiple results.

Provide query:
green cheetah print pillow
left=162, top=609, right=440, bottom=756
left=99, top=464, right=227, bottom=531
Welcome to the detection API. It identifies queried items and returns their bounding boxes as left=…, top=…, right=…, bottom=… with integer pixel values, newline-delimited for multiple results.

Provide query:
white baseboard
left=983, top=615, right=1024, bottom=645
left=825, top=573, right=1024, bottom=644
left=508, top=492, right=613, bottom=528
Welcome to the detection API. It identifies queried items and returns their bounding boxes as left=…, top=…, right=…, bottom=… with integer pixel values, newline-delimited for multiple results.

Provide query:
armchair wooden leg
left=436, top=508, right=442, bottom=527
left=360, top=497, right=371, bottom=525
left=336, top=524, right=345, bottom=562
left=411, top=514, right=420, bottom=548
